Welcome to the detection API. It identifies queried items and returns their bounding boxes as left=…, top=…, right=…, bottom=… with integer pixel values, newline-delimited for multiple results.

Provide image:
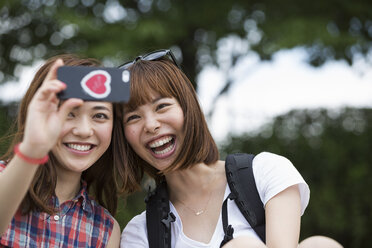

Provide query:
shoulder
left=106, top=218, right=121, bottom=248
left=85, top=198, right=119, bottom=246
left=253, top=151, right=293, bottom=167
left=87, top=197, right=116, bottom=230
left=252, top=151, right=298, bottom=179
left=252, top=152, right=310, bottom=214
left=122, top=211, right=147, bottom=235
left=120, top=211, right=148, bottom=247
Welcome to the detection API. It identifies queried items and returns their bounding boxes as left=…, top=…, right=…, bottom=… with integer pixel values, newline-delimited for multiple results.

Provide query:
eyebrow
left=72, top=105, right=112, bottom=111
left=92, top=105, right=111, bottom=111
left=151, top=97, right=163, bottom=104
left=124, top=97, right=167, bottom=113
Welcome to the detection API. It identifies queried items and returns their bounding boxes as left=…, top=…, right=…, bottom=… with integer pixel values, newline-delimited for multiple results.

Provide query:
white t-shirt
left=120, top=152, right=310, bottom=248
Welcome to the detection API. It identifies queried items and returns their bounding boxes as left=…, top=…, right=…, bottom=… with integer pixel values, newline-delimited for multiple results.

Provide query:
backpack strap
left=219, top=192, right=236, bottom=247
left=145, top=153, right=265, bottom=247
left=146, top=180, right=176, bottom=248
left=224, top=153, right=266, bottom=243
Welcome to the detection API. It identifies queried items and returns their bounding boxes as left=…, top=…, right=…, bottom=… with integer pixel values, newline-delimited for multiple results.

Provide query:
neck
left=55, top=168, right=82, bottom=204
left=165, top=160, right=224, bottom=201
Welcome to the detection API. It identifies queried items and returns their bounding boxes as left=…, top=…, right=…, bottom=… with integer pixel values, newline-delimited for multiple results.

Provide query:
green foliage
left=1, top=0, right=372, bottom=90
left=220, top=108, right=372, bottom=247
left=1, top=1, right=372, bottom=245
left=116, top=191, right=146, bottom=231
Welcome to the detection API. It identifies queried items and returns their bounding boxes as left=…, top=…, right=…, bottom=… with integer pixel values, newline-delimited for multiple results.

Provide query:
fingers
left=33, top=60, right=84, bottom=118
left=38, top=80, right=66, bottom=100
left=44, top=59, right=64, bottom=82
left=58, top=98, right=83, bottom=119
left=36, top=59, right=66, bottom=101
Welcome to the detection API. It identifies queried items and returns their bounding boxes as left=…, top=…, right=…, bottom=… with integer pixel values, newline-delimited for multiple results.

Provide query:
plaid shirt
left=0, top=163, right=114, bottom=248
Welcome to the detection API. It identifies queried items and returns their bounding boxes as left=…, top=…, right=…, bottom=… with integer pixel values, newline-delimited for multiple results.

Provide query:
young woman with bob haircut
left=119, top=49, right=343, bottom=248
left=0, top=54, right=138, bottom=247
left=121, top=55, right=218, bottom=181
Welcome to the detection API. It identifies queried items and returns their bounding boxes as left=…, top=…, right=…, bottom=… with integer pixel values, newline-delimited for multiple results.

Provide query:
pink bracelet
left=14, top=143, right=49, bottom=165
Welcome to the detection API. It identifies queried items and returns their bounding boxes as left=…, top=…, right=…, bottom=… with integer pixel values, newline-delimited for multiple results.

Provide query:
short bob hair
left=123, top=58, right=219, bottom=181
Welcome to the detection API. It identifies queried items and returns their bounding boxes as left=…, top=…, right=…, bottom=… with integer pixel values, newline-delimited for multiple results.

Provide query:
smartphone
left=57, top=66, right=130, bottom=102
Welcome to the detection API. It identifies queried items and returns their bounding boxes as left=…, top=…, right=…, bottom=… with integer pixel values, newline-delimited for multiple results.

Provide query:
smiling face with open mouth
left=51, top=101, right=113, bottom=174
left=147, top=135, right=175, bottom=157
left=124, top=94, right=185, bottom=171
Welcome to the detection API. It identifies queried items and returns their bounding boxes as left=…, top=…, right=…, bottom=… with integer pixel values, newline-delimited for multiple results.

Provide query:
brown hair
left=0, top=54, right=140, bottom=215
left=122, top=58, right=219, bottom=182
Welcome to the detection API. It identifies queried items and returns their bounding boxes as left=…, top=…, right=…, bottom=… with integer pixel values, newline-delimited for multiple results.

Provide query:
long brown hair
left=122, top=58, right=219, bottom=182
left=0, top=54, right=140, bottom=215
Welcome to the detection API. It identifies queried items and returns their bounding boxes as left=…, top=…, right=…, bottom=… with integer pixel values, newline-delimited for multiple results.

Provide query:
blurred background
left=1, top=0, right=372, bottom=247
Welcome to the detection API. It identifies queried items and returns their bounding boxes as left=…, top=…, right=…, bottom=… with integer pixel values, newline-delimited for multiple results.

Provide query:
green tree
left=1, top=1, right=372, bottom=244
left=1, top=0, right=371, bottom=92
left=220, top=107, right=372, bottom=248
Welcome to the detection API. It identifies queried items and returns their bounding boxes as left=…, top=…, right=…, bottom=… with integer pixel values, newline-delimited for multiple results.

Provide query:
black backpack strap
left=146, top=180, right=176, bottom=248
left=220, top=193, right=235, bottom=247
left=225, top=153, right=266, bottom=243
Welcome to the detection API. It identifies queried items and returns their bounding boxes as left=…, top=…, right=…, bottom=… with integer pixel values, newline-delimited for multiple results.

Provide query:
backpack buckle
left=161, top=212, right=176, bottom=229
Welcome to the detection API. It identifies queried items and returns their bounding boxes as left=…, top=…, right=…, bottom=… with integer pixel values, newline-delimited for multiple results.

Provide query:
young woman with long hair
left=0, top=54, right=138, bottom=247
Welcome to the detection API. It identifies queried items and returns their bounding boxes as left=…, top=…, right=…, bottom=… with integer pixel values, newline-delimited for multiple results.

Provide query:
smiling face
left=51, top=101, right=113, bottom=174
left=121, top=59, right=219, bottom=178
left=123, top=93, right=185, bottom=171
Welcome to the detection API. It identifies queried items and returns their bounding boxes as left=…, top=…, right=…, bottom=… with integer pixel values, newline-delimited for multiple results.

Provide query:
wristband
left=14, top=143, right=49, bottom=165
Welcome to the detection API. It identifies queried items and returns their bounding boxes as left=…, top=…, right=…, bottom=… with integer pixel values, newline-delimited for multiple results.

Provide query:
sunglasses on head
left=118, top=49, right=180, bottom=69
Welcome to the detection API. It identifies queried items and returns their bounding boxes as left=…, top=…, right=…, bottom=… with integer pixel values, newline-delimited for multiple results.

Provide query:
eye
left=125, top=114, right=140, bottom=123
left=156, top=103, right=171, bottom=111
left=67, top=112, right=75, bottom=118
left=94, top=113, right=109, bottom=120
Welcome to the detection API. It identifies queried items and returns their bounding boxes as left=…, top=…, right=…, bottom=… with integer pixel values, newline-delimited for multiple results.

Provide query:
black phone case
left=57, top=66, right=130, bottom=103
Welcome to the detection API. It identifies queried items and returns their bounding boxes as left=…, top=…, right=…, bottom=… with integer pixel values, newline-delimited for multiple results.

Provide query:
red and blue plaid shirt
left=0, top=163, right=114, bottom=248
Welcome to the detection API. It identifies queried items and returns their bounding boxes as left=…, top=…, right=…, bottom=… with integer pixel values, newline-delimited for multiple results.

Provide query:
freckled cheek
left=175, top=114, right=185, bottom=131
left=124, top=127, right=138, bottom=146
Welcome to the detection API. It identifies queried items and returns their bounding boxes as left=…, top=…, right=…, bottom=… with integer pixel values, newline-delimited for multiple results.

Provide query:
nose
left=143, top=114, right=160, bottom=133
left=72, top=117, right=94, bottom=138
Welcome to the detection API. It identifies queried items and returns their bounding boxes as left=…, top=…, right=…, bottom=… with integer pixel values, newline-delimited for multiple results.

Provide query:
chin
left=60, top=159, right=95, bottom=173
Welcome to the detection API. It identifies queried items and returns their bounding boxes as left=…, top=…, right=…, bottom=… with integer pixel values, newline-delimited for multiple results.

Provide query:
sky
left=0, top=59, right=44, bottom=102
left=1, top=47, right=372, bottom=143
left=197, top=47, right=372, bottom=142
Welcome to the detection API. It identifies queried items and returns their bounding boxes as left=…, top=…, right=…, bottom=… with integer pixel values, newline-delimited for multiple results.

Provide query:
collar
left=50, top=180, right=94, bottom=214
left=71, top=180, right=93, bottom=213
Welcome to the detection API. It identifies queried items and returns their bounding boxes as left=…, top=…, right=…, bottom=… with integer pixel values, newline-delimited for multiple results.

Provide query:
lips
left=64, top=143, right=95, bottom=152
left=147, top=135, right=175, bottom=156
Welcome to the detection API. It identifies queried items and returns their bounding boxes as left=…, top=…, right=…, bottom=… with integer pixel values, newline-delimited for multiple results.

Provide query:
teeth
left=149, top=136, right=172, bottom=148
left=67, top=144, right=91, bottom=151
left=153, top=142, right=175, bottom=155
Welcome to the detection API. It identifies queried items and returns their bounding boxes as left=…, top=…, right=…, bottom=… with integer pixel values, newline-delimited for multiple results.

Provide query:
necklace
left=178, top=190, right=213, bottom=216
left=176, top=169, right=217, bottom=216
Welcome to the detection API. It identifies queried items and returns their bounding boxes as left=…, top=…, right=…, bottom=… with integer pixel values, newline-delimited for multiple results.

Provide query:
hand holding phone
left=57, top=66, right=130, bottom=102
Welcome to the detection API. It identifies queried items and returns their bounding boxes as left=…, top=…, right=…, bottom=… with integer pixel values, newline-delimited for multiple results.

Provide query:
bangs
left=120, top=57, right=219, bottom=178
left=124, top=60, right=181, bottom=112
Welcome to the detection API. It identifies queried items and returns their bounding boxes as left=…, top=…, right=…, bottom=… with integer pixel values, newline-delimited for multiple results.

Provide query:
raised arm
left=0, top=59, right=83, bottom=234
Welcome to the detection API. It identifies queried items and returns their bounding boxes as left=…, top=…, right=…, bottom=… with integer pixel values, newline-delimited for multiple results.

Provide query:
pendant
left=195, top=210, right=204, bottom=216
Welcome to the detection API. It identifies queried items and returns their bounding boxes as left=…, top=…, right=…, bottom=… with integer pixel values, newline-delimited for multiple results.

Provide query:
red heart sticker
left=81, top=70, right=111, bottom=99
